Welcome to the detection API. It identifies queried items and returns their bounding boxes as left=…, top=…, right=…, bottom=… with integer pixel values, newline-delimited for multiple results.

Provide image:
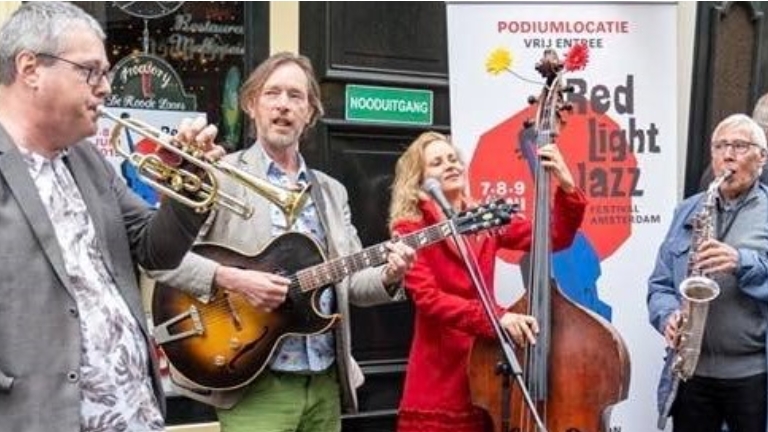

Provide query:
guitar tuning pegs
left=561, top=85, right=575, bottom=93
left=527, top=95, right=537, bottom=105
left=523, top=118, right=535, bottom=129
left=559, top=102, right=574, bottom=112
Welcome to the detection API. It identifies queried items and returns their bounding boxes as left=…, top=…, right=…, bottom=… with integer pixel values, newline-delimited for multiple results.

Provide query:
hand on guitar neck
left=380, top=240, right=416, bottom=286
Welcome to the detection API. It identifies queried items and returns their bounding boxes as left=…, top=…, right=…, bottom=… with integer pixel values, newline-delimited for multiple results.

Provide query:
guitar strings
left=159, top=216, right=503, bottom=330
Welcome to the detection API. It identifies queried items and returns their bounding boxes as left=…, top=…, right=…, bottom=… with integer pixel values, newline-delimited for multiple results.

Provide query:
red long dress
left=392, top=188, right=587, bottom=432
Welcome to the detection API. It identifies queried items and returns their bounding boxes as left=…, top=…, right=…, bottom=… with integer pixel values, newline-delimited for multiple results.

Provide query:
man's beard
left=263, top=127, right=301, bottom=149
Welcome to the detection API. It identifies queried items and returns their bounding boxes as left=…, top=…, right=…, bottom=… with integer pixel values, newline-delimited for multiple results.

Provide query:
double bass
left=469, top=48, right=631, bottom=432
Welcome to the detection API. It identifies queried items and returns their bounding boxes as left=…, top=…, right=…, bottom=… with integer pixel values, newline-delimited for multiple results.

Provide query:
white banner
left=447, top=2, right=677, bottom=431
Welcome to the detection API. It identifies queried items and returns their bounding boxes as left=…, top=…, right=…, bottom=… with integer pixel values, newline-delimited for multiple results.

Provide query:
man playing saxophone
left=648, top=113, right=768, bottom=432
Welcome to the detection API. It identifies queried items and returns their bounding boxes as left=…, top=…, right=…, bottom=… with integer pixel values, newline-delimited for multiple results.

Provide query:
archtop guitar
left=152, top=200, right=516, bottom=390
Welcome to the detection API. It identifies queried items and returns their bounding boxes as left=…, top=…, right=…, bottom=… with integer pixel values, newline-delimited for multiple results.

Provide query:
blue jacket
left=646, top=183, right=768, bottom=430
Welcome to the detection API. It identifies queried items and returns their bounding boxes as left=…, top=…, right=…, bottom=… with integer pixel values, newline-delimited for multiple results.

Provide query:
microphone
left=422, top=177, right=456, bottom=218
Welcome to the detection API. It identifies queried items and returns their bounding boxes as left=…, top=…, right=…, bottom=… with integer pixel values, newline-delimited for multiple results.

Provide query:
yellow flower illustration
left=486, top=48, right=514, bottom=75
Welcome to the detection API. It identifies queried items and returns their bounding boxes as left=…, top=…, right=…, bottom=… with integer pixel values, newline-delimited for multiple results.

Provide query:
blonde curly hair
left=388, top=131, right=468, bottom=230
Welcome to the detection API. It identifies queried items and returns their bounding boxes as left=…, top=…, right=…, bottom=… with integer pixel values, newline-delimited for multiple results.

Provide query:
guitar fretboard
left=294, top=220, right=454, bottom=292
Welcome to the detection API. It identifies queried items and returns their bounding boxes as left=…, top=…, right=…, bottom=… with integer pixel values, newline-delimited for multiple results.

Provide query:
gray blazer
left=0, top=125, right=205, bottom=432
left=148, top=145, right=397, bottom=413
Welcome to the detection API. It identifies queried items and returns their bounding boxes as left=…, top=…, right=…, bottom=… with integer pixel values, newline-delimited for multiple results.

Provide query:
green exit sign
left=345, top=84, right=433, bottom=126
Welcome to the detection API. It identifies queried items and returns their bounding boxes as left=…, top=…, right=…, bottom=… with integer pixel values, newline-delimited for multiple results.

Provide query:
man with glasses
left=0, top=3, right=224, bottom=431
left=700, top=93, right=768, bottom=189
left=35, top=52, right=113, bottom=86
left=648, top=113, right=768, bottom=432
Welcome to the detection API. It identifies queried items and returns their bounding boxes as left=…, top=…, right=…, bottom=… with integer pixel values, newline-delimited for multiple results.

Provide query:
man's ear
left=244, top=99, right=256, bottom=118
left=16, top=51, right=41, bottom=88
left=758, top=148, right=768, bottom=170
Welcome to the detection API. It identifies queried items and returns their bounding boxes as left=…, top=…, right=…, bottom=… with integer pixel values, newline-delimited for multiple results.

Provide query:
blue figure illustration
left=517, top=127, right=611, bottom=320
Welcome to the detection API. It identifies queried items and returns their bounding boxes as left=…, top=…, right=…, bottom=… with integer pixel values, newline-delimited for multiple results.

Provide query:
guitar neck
left=295, top=220, right=454, bottom=292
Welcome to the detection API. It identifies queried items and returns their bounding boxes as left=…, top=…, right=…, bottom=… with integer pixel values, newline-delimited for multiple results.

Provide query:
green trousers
left=216, top=368, right=341, bottom=432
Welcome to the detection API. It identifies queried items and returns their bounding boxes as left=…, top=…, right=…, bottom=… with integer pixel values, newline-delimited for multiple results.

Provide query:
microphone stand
left=444, top=213, right=548, bottom=432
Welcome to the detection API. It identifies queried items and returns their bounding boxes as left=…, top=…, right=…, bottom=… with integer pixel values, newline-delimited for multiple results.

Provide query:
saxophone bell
left=672, top=275, right=720, bottom=381
left=679, top=276, right=720, bottom=305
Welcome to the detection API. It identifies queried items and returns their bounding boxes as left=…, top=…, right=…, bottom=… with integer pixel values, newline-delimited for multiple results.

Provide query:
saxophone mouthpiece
left=710, top=169, right=733, bottom=194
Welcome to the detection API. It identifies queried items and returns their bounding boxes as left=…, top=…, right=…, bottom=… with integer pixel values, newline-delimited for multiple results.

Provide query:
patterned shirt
left=22, top=149, right=163, bottom=432
left=256, top=146, right=336, bottom=373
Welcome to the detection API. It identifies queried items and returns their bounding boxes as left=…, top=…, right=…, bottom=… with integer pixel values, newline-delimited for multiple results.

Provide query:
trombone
left=98, top=106, right=311, bottom=226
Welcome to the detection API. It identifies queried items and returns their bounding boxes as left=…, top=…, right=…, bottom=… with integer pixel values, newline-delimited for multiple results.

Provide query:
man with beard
left=148, top=52, right=415, bottom=432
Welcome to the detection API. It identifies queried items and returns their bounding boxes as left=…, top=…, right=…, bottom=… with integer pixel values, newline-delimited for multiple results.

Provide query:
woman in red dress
left=388, top=131, right=587, bottom=432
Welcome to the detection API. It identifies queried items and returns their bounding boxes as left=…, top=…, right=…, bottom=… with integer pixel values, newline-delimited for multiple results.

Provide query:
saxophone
left=671, top=169, right=732, bottom=381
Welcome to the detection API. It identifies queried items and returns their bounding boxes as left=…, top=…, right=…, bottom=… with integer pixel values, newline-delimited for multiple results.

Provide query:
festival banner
left=447, top=3, right=677, bottom=431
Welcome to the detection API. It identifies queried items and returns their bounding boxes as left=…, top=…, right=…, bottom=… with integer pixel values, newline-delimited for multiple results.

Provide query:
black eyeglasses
left=711, top=139, right=761, bottom=155
left=36, top=53, right=111, bottom=86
